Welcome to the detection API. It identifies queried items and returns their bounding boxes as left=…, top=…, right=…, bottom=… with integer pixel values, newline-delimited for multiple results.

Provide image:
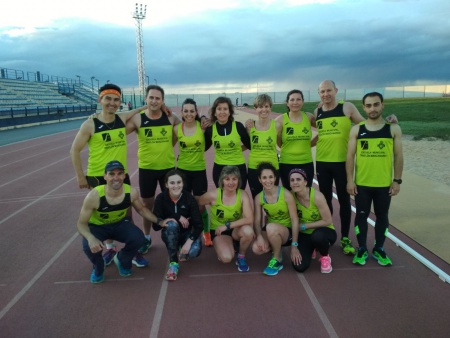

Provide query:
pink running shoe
left=319, top=255, right=332, bottom=274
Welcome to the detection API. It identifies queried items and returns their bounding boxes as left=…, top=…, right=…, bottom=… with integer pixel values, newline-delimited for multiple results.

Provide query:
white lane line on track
left=0, top=192, right=85, bottom=204
left=0, top=232, right=79, bottom=321
left=54, top=278, right=145, bottom=284
left=0, top=134, right=74, bottom=157
left=0, top=156, right=70, bottom=189
left=190, top=272, right=261, bottom=277
left=0, top=143, right=71, bottom=169
left=297, top=274, right=339, bottom=338
left=0, top=175, right=76, bottom=225
left=149, top=261, right=170, bottom=338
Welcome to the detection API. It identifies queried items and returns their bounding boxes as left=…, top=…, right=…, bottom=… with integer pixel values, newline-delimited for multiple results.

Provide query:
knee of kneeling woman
left=188, top=240, right=202, bottom=258
left=292, top=262, right=310, bottom=273
left=165, top=220, right=179, bottom=232
left=240, top=225, right=255, bottom=240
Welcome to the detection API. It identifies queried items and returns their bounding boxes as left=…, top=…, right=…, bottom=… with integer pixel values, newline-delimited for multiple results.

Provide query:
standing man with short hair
left=346, top=92, right=403, bottom=266
left=77, top=160, right=168, bottom=284
left=314, top=80, right=366, bottom=255
left=70, top=83, right=148, bottom=267
left=127, top=85, right=181, bottom=254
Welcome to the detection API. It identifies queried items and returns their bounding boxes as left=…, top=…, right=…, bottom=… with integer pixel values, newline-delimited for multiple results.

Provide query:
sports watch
left=393, top=178, right=402, bottom=184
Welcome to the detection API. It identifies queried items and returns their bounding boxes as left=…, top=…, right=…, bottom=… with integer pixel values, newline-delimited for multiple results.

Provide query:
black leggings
left=316, top=161, right=351, bottom=238
left=354, top=186, right=391, bottom=249
left=161, top=221, right=202, bottom=263
left=292, top=227, right=337, bottom=273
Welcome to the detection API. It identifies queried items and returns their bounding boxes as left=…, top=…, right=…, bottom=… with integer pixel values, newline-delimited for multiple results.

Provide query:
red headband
left=100, top=89, right=121, bottom=98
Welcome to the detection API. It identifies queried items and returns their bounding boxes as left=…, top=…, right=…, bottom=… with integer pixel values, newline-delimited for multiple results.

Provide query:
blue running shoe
left=263, top=257, right=283, bottom=276
left=132, top=252, right=149, bottom=267
left=138, top=238, right=152, bottom=254
left=90, top=269, right=104, bottom=284
left=235, top=256, right=249, bottom=272
left=103, top=248, right=117, bottom=266
left=113, top=254, right=132, bottom=277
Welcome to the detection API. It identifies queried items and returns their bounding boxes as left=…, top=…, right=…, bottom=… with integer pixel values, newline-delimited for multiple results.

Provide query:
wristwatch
left=225, top=221, right=231, bottom=230
left=393, top=178, right=402, bottom=184
left=291, top=242, right=299, bottom=247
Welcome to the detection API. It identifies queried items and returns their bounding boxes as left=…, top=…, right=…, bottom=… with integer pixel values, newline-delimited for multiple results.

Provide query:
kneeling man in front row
left=76, top=160, right=168, bottom=283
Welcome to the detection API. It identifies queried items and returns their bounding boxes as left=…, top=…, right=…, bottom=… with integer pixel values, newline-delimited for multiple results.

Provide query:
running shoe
left=235, top=256, right=249, bottom=272
left=138, top=238, right=152, bottom=254
left=372, top=247, right=392, bottom=266
left=340, top=237, right=355, bottom=255
left=203, top=232, right=213, bottom=247
left=319, top=255, right=332, bottom=273
left=165, top=262, right=179, bottom=281
left=132, top=252, right=149, bottom=267
left=90, top=269, right=104, bottom=284
left=103, top=248, right=117, bottom=266
left=353, top=247, right=369, bottom=265
left=113, top=254, right=132, bottom=277
left=263, top=257, right=283, bottom=276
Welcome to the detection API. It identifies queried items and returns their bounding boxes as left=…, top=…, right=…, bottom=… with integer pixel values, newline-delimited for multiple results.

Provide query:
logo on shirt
left=194, top=140, right=201, bottom=147
left=360, top=140, right=369, bottom=150
left=331, top=119, right=338, bottom=128
left=160, top=128, right=168, bottom=136
left=302, top=127, right=309, bottom=134
left=266, top=136, right=273, bottom=144
left=118, top=131, right=125, bottom=139
left=145, top=129, right=153, bottom=137
left=214, top=141, right=221, bottom=149
left=100, top=214, right=109, bottom=220
left=252, top=135, right=259, bottom=144
left=317, top=121, right=323, bottom=129
left=360, top=132, right=367, bottom=136
left=102, top=133, right=111, bottom=142
left=216, top=209, right=225, bottom=218
left=377, top=141, right=386, bottom=150
left=286, top=127, right=294, bottom=135
left=180, top=141, right=187, bottom=149
left=233, top=211, right=240, bottom=219
left=228, top=140, right=236, bottom=148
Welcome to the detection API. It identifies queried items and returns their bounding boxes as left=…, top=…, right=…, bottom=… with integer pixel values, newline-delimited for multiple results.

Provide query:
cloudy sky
left=1, top=0, right=449, bottom=94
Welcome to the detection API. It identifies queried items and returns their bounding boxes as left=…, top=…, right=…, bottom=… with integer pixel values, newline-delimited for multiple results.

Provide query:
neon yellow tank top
left=294, top=188, right=334, bottom=234
left=316, top=102, right=352, bottom=162
left=279, top=112, right=313, bottom=164
left=260, top=186, right=291, bottom=228
left=87, top=116, right=127, bottom=176
left=212, top=121, right=245, bottom=165
left=355, top=123, right=394, bottom=187
left=210, top=188, right=243, bottom=230
left=89, top=184, right=131, bottom=225
left=177, top=121, right=206, bottom=171
left=248, top=120, right=279, bottom=169
left=137, top=112, right=174, bottom=170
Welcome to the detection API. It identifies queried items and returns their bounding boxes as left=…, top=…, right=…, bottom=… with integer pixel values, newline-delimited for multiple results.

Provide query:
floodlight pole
left=133, top=3, right=147, bottom=103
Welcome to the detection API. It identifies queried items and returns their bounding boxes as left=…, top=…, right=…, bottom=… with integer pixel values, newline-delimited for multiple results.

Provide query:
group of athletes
left=71, top=79, right=403, bottom=283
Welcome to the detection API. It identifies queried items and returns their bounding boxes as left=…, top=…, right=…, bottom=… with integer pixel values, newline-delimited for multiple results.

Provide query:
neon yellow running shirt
left=87, top=116, right=127, bottom=176
left=279, top=112, right=312, bottom=164
left=89, top=184, right=131, bottom=225
left=137, top=112, right=174, bottom=170
left=260, top=186, right=291, bottom=228
left=210, top=188, right=243, bottom=230
left=212, top=121, right=245, bottom=165
left=248, top=120, right=279, bottom=170
left=177, top=121, right=206, bottom=171
left=294, top=188, right=334, bottom=234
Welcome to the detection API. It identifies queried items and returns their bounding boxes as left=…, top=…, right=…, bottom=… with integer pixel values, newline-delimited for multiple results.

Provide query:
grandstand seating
left=0, top=78, right=97, bottom=109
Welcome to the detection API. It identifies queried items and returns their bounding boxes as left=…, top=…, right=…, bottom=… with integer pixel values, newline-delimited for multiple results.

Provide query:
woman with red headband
left=289, top=168, right=337, bottom=273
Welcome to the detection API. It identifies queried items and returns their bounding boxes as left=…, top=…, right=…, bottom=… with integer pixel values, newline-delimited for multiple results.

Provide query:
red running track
left=0, top=112, right=449, bottom=338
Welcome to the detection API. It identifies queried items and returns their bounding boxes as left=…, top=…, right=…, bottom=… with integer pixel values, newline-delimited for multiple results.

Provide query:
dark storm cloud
left=1, top=0, right=449, bottom=90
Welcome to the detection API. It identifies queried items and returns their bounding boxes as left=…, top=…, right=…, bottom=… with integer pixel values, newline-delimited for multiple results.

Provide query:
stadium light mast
left=133, top=3, right=147, bottom=103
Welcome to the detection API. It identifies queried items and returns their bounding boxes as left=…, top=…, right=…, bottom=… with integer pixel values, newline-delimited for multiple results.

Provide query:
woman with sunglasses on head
left=252, top=162, right=299, bottom=276
left=173, top=98, right=212, bottom=246
left=152, top=169, right=203, bottom=281
left=199, top=166, right=254, bottom=272
left=289, top=168, right=337, bottom=274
